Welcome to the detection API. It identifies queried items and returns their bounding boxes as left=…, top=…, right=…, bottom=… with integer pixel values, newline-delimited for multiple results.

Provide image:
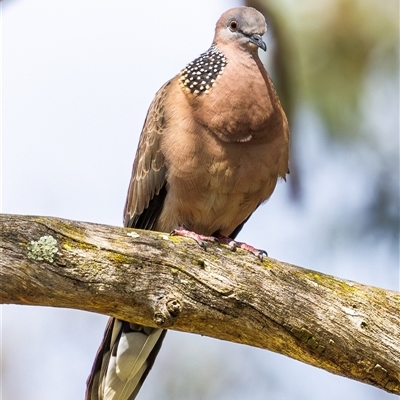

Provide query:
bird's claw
left=226, top=240, right=237, bottom=252
left=256, top=249, right=268, bottom=261
left=217, top=235, right=267, bottom=260
left=198, top=240, right=208, bottom=250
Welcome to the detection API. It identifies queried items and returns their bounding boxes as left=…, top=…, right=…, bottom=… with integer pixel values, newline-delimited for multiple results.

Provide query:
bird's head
left=213, top=6, right=267, bottom=53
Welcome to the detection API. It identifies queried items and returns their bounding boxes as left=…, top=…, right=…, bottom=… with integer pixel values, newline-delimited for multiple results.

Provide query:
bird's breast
left=155, top=62, right=288, bottom=236
left=158, top=130, right=281, bottom=236
left=187, top=52, right=280, bottom=143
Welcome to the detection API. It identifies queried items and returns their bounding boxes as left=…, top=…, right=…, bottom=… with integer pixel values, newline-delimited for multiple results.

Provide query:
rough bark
left=1, top=213, right=399, bottom=394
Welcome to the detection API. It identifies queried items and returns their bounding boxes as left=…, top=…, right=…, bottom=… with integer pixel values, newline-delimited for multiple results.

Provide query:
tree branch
left=1, top=213, right=399, bottom=394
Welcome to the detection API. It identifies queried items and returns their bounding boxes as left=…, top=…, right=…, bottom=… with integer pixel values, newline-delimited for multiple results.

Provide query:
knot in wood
left=154, top=312, right=166, bottom=326
left=167, top=298, right=182, bottom=317
left=153, top=294, right=182, bottom=327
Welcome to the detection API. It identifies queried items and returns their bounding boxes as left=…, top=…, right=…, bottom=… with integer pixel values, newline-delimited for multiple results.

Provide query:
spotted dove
left=86, top=6, right=289, bottom=399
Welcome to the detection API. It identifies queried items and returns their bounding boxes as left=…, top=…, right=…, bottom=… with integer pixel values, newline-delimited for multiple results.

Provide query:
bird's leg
left=170, top=227, right=219, bottom=250
left=217, top=235, right=268, bottom=260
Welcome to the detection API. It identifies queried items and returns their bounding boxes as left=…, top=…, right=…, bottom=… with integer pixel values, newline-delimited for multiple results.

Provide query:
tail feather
left=86, top=318, right=166, bottom=400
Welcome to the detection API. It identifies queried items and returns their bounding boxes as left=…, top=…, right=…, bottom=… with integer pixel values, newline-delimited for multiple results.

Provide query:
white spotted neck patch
left=179, top=46, right=227, bottom=95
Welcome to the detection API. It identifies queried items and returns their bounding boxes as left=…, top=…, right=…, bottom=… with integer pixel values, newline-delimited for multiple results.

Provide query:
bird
left=86, top=6, right=289, bottom=400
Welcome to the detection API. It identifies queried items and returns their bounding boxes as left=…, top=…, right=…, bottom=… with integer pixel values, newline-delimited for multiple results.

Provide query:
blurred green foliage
left=248, top=0, right=399, bottom=246
left=298, top=0, right=397, bottom=139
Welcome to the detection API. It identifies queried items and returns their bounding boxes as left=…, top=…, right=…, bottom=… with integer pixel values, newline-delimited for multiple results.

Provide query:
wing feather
left=123, top=80, right=172, bottom=229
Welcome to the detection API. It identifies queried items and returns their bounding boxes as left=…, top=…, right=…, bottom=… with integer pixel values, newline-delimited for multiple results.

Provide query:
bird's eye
left=229, top=20, right=238, bottom=31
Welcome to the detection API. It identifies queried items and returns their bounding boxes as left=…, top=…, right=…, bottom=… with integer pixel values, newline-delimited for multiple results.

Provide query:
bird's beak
left=249, top=34, right=267, bottom=51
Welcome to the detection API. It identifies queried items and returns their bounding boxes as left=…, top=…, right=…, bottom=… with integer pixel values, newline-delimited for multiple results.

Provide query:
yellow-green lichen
left=372, top=364, right=388, bottom=381
left=27, top=235, right=58, bottom=263
left=307, top=336, right=319, bottom=348
left=303, top=270, right=358, bottom=294
left=62, top=243, right=73, bottom=251
left=166, top=235, right=182, bottom=243
left=292, top=326, right=312, bottom=342
left=291, top=327, right=326, bottom=353
left=261, top=259, right=274, bottom=269
left=385, top=379, right=400, bottom=392
left=193, top=258, right=205, bottom=268
left=105, top=251, right=135, bottom=265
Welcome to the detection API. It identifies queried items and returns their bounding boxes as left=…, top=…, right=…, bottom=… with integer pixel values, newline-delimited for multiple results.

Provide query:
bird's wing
left=123, top=80, right=172, bottom=229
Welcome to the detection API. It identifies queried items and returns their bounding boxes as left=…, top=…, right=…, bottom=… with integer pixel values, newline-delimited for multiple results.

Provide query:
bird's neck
left=180, top=45, right=282, bottom=144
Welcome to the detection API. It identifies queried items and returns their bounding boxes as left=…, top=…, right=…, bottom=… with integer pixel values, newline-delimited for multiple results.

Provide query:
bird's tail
left=86, top=318, right=166, bottom=400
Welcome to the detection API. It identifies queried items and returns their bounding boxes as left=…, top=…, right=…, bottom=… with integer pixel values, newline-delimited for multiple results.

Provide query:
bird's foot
left=217, top=236, right=268, bottom=260
left=170, top=227, right=219, bottom=250
left=170, top=228, right=267, bottom=259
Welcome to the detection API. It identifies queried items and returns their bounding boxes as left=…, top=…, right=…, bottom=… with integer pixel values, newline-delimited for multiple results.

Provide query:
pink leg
left=170, top=228, right=267, bottom=260
left=170, top=227, right=219, bottom=249
left=217, top=235, right=268, bottom=260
